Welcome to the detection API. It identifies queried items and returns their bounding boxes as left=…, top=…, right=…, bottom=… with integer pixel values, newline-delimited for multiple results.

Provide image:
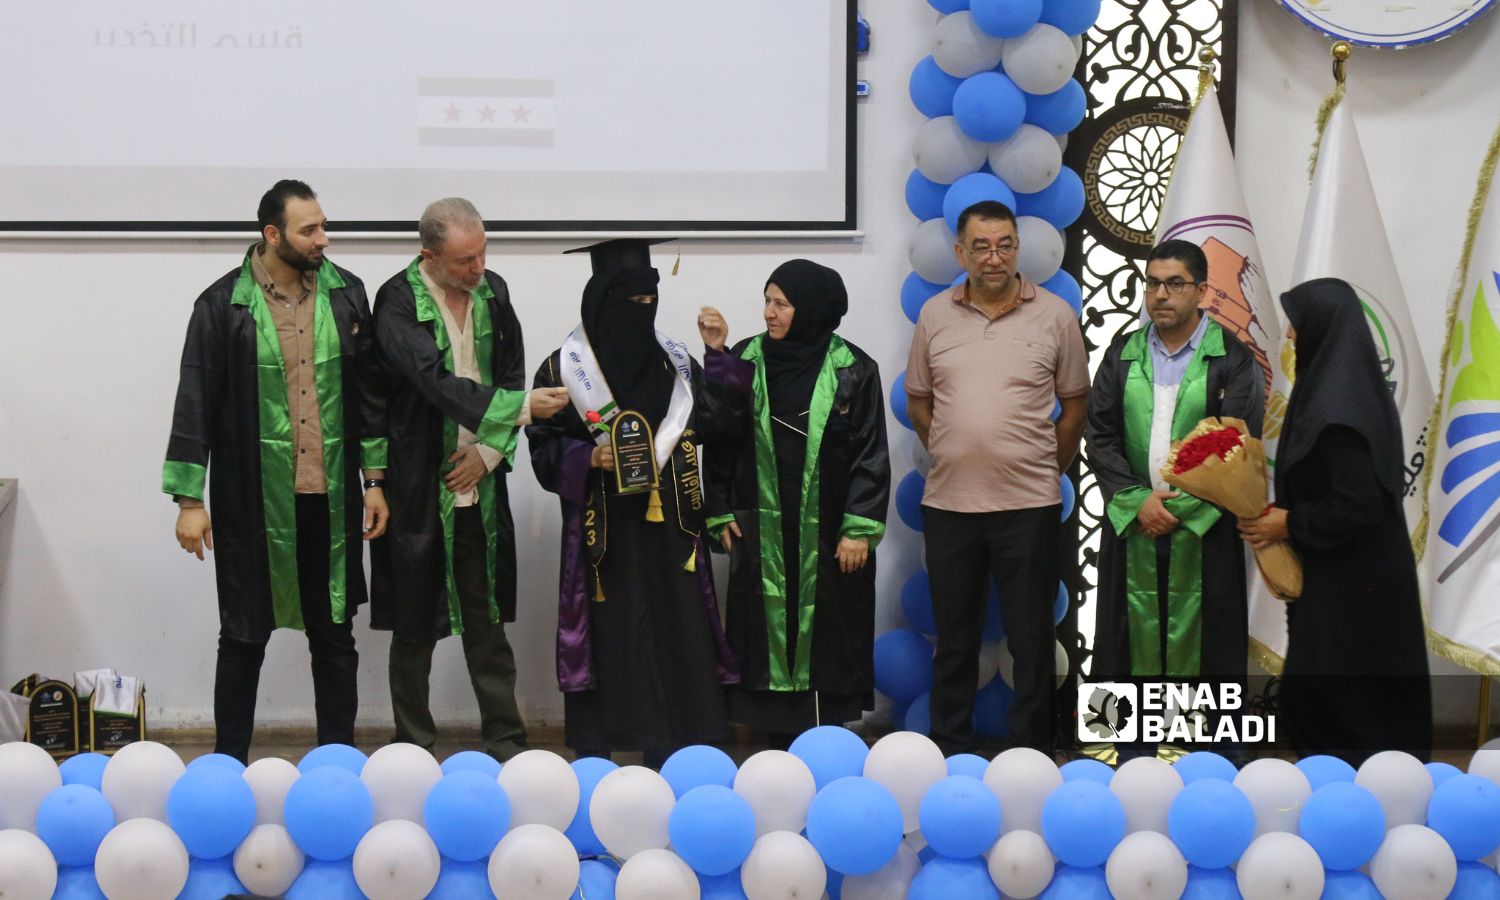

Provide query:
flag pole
left=1308, top=41, right=1351, bottom=179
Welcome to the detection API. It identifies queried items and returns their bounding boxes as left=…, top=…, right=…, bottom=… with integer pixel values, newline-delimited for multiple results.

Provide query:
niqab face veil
left=762, top=258, right=849, bottom=424
left=581, top=266, right=673, bottom=428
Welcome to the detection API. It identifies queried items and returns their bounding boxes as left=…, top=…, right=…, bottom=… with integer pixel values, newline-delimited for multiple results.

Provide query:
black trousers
left=214, top=494, right=359, bottom=763
left=924, top=504, right=1060, bottom=755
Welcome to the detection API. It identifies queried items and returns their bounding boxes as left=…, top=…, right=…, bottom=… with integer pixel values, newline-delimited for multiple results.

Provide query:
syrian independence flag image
left=417, top=77, right=555, bottom=147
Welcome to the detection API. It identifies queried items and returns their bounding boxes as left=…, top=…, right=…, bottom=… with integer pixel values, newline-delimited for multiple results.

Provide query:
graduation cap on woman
left=564, top=237, right=679, bottom=278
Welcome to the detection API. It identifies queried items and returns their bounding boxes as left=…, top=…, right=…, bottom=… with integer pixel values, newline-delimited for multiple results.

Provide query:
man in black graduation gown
left=164, top=180, right=388, bottom=763
left=369, top=197, right=569, bottom=760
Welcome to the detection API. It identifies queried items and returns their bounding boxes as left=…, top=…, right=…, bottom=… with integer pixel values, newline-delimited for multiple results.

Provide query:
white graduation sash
left=559, top=325, right=694, bottom=469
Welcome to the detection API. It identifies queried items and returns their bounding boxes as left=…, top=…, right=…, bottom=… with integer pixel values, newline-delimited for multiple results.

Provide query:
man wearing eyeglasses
left=905, top=200, right=1091, bottom=756
left=1085, top=239, right=1263, bottom=760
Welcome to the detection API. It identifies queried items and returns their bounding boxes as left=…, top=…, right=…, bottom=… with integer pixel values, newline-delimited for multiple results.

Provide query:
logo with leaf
left=1084, top=686, right=1134, bottom=739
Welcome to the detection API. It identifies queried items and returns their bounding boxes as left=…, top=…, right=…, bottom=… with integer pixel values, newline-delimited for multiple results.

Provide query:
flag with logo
left=1154, top=84, right=1295, bottom=673
left=1426, top=122, right=1500, bottom=676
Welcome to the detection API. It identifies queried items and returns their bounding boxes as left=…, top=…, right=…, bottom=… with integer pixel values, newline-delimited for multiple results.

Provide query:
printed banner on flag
left=417, top=77, right=555, bottom=148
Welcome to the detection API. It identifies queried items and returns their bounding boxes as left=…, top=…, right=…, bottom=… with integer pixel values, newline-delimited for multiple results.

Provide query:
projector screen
left=0, top=1, right=855, bottom=232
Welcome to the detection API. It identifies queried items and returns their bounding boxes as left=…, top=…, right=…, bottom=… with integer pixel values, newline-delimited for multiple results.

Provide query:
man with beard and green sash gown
left=1086, top=239, right=1263, bottom=760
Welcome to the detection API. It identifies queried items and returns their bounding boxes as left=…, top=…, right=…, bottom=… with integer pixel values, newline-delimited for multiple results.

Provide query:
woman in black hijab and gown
left=1239, top=277, right=1431, bottom=764
left=707, top=259, right=891, bottom=749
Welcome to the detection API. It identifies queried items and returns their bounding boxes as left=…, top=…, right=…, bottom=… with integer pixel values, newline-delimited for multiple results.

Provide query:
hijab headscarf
left=1276, top=277, right=1405, bottom=505
left=580, top=265, right=673, bottom=428
left=762, top=259, right=849, bottom=424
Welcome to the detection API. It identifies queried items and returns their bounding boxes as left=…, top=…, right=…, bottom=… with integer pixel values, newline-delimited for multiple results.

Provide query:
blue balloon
left=701, top=869, right=750, bottom=899
left=874, top=629, right=933, bottom=703
left=947, top=753, right=990, bottom=779
left=920, top=775, right=1000, bottom=859
left=286, top=860, right=364, bottom=900
left=909, top=856, right=999, bottom=899
left=566, top=756, right=619, bottom=857
left=900, top=571, right=937, bottom=636
left=1040, top=0, right=1102, bottom=35
left=891, top=371, right=913, bottom=430
left=59, top=753, right=110, bottom=790
left=572, top=859, right=620, bottom=900
left=1298, top=782, right=1384, bottom=870
left=1060, top=474, right=1076, bottom=520
left=905, top=691, right=933, bottom=736
left=1451, top=861, right=1500, bottom=899
left=895, top=470, right=926, bottom=532
left=53, top=866, right=107, bottom=900
left=179, top=856, right=247, bottom=900
left=910, top=55, right=964, bottom=118
left=167, top=765, right=257, bottom=860
left=1426, top=761, right=1463, bottom=788
left=1049, top=396, right=1063, bottom=422
left=892, top=697, right=913, bottom=731
left=662, top=745, right=738, bottom=799
left=984, top=580, right=1006, bottom=642
left=424, top=770, right=510, bottom=862
left=1428, top=774, right=1500, bottom=861
left=1166, top=779, right=1255, bottom=869
left=186, top=753, right=246, bottom=773
left=1039, top=865, right=1110, bottom=898
left=953, top=72, right=1027, bottom=142
left=1181, top=865, right=1241, bottom=900
left=1296, top=754, right=1356, bottom=790
left=972, top=0, right=1042, bottom=37
left=827, top=867, right=844, bottom=900
left=430, top=859, right=494, bottom=899
left=1025, top=80, right=1087, bottom=135
left=1321, top=870, right=1383, bottom=899
left=1042, top=269, right=1083, bottom=315
left=928, top=0, right=971, bottom=13
left=297, top=743, right=367, bottom=775
left=1060, top=758, right=1113, bottom=786
left=1042, top=780, right=1124, bottom=866
left=807, top=776, right=904, bottom=875
left=36, top=784, right=115, bottom=867
left=906, top=169, right=949, bottom=222
left=1017, top=167, right=1085, bottom=229
left=1172, top=751, right=1238, bottom=784
left=440, top=750, right=502, bottom=779
left=1054, top=581, right=1070, bottom=625
left=972, top=678, right=1013, bottom=738
left=283, top=766, right=373, bottom=861
left=670, top=785, right=756, bottom=876
left=901, top=271, right=948, bottom=324
left=789, top=726, right=870, bottom=791
left=917, top=843, right=940, bottom=865
left=942, top=172, right=1018, bottom=235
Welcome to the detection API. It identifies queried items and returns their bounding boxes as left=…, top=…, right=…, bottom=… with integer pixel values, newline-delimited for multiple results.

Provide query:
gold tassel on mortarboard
left=683, top=548, right=696, bottom=573
left=592, top=567, right=605, bottom=602
left=646, top=488, right=665, bottom=522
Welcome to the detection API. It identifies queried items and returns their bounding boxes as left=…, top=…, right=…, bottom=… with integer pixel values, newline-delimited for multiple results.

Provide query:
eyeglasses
left=967, top=243, right=1018, bottom=260
left=1144, top=278, right=1200, bottom=295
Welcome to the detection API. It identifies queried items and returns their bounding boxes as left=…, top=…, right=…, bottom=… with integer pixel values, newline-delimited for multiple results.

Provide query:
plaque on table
left=609, top=410, right=660, bottom=495
left=26, top=680, right=80, bottom=760
left=91, top=687, right=146, bottom=754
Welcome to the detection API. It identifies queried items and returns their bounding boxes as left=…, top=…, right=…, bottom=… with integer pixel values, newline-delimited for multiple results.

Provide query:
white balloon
left=0, top=742, right=61, bottom=831
left=1054, top=640, right=1070, bottom=689
left=100, top=741, right=185, bottom=823
left=243, top=757, right=300, bottom=826
left=908, top=217, right=963, bottom=285
left=740, top=831, right=827, bottom=900
left=1234, top=759, right=1312, bottom=837
left=984, top=747, right=1061, bottom=834
left=842, top=843, right=920, bottom=900
left=497, top=749, right=579, bottom=831
left=997, top=639, right=1016, bottom=689
left=1110, top=757, right=1183, bottom=834
left=977, top=642, right=1003, bottom=689
left=360, top=743, right=443, bottom=824
left=1001, top=24, right=1079, bottom=95
left=1016, top=216, right=1064, bottom=283
left=488, top=824, right=581, bottom=900
left=1469, top=747, right=1500, bottom=787
left=1235, top=832, right=1325, bottom=900
left=353, top=819, right=441, bottom=900
left=988, top=829, right=1055, bottom=899
left=734, top=750, right=818, bottom=837
left=0, top=829, right=57, bottom=900
left=913, top=116, right=987, bottom=186
left=1370, top=824, right=1458, bottom=900
left=1105, top=831, right=1188, bottom=900
left=615, top=848, right=700, bottom=900
left=93, top=817, right=190, bottom=900
left=590, top=765, right=676, bottom=859
left=909, top=434, right=932, bottom=478
left=988, top=124, right=1063, bottom=195
left=1355, top=750, right=1433, bottom=829
left=932, top=12, right=1006, bottom=78
left=864, top=732, right=948, bottom=833
left=234, top=823, right=305, bottom=898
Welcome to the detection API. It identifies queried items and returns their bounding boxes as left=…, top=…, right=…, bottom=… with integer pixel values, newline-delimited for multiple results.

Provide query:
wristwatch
left=363, top=479, right=385, bottom=490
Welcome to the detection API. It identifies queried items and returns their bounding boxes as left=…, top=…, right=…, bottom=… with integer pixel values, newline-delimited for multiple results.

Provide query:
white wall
left=2, top=3, right=1497, bottom=731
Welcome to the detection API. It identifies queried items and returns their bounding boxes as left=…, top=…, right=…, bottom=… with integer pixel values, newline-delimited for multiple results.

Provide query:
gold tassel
left=683, top=549, right=696, bottom=573
left=593, top=570, right=606, bottom=602
left=646, top=488, right=665, bottom=522
left=671, top=239, right=681, bottom=276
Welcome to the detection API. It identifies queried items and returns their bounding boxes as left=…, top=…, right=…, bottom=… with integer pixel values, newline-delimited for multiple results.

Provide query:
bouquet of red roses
left=1161, top=417, right=1302, bottom=600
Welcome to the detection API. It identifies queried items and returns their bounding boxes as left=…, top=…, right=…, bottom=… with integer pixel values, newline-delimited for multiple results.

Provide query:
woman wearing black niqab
left=707, top=259, right=892, bottom=747
left=1239, top=277, right=1431, bottom=764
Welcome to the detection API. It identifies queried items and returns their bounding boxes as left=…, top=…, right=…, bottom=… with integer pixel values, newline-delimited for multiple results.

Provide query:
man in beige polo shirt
left=906, top=200, right=1090, bottom=755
